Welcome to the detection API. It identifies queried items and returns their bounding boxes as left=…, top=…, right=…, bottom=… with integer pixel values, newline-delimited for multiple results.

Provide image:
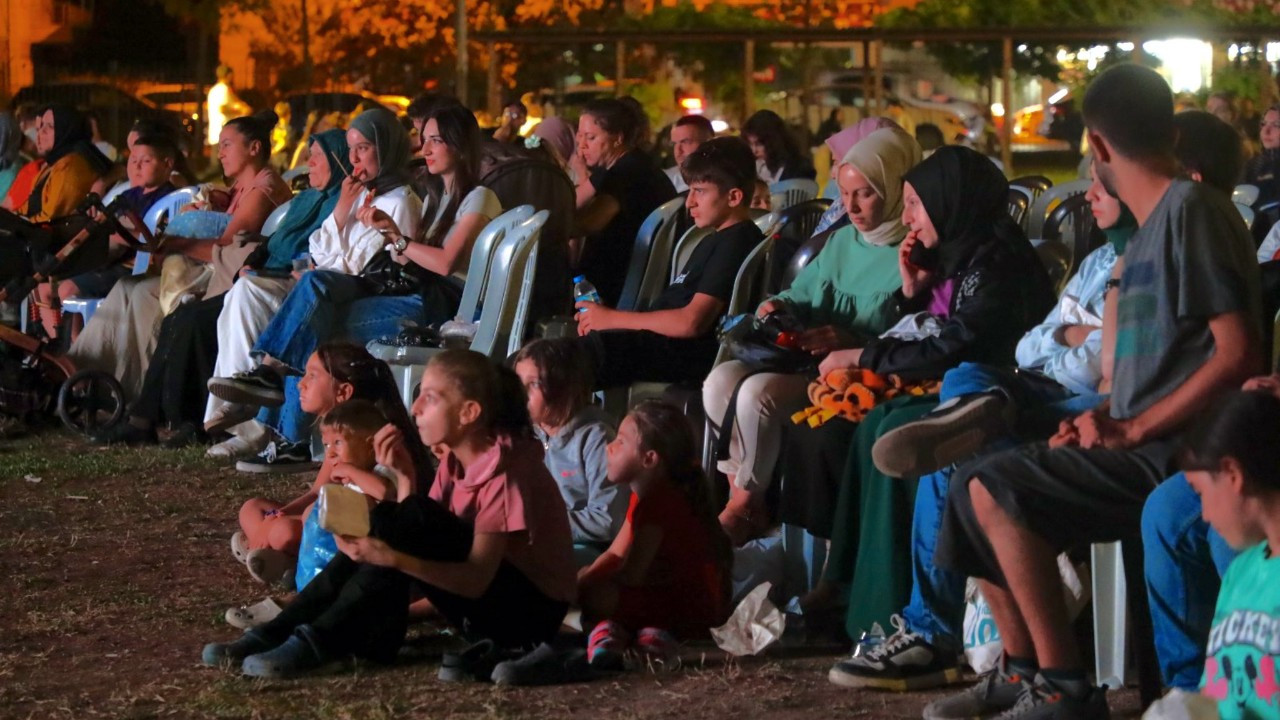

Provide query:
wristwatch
left=392, top=235, right=410, bottom=254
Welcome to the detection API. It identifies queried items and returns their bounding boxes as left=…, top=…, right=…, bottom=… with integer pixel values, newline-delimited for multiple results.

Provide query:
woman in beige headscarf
left=702, top=126, right=924, bottom=544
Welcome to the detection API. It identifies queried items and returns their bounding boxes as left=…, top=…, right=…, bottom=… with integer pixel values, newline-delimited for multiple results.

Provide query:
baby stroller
left=0, top=193, right=155, bottom=435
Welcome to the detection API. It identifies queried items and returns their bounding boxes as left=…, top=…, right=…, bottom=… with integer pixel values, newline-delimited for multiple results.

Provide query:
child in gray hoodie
left=514, top=340, right=630, bottom=565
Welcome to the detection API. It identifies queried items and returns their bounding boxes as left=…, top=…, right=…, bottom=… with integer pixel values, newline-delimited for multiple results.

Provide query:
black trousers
left=131, top=292, right=223, bottom=427
left=580, top=329, right=718, bottom=389
left=256, top=495, right=569, bottom=662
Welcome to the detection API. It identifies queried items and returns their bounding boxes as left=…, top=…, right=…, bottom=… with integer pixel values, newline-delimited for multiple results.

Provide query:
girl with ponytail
left=578, top=400, right=732, bottom=670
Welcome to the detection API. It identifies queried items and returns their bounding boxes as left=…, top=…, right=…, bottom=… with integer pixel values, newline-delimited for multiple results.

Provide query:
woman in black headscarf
left=775, top=146, right=1056, bottom=641
left=19, top=104, right=112, bottom=222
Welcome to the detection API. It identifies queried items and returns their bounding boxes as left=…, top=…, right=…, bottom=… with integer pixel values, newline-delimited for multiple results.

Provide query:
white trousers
left=204, top=274, right=294, bottom=425
left=701, top=360, right=812, bottom=493
left=66, top=275, right=162, bottom=402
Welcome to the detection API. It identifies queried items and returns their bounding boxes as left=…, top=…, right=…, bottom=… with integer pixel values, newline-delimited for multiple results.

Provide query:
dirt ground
left=0, top=430, right=1144, bottom=720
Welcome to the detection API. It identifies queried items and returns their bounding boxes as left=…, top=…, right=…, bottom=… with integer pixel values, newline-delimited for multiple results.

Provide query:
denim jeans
left=1141, top=472, right=1238, bottom=690
left=252, top=270, right=424, bottom=442
left=898, top=362, right=1106, bottom=648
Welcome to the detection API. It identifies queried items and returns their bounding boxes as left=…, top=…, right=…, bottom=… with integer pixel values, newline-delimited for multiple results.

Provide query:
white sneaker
left=207, top=433, right=269, bottom=460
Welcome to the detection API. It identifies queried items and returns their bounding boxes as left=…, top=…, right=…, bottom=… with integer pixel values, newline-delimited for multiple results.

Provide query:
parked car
left=11, top=82, right=192, bottom=150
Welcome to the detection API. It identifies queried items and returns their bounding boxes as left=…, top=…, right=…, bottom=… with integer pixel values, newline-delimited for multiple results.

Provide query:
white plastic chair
left=1027, top=178, right=1091, bottom=238
left=769, top=178, right=819, bottom=212
left=1236, top=202, right=1256, bottom=230
left=260, top=199, right=292, bottom=238
left=617, top=196, right=687, bottom=311
left=370, top=211, right=549, bottom=409
left=142, top=185, right=199, bottom=234
left=1092, top=541, right=1127, bottom=690
left=1233, top=183, right=1260, bottom=207
left=453, top=205, right=536, bottom=324
left=282, top=166, right=310, bottom=185
left=670, top=225, right=713, bottom=283
left=101, top=180, right=131, bottom=206
left=632, top=197, right=692, bottom=311
left=754, top=211, right=782, bottom=239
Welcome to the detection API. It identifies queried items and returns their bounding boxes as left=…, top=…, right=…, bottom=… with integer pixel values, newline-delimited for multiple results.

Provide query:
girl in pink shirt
left=202, top=349, right=575, bottom=679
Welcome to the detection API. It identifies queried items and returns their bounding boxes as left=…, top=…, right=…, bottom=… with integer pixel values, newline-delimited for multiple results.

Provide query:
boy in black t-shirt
left=572, top=137, right=763, bottom=388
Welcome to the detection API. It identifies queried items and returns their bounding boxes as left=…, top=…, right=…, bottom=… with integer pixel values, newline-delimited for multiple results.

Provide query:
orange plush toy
left=792, top=369, right=941, bottom=428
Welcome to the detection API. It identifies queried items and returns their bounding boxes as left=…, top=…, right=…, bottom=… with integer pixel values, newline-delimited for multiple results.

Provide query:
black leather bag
left=717, top=313, right=816, bottom=374
left=360, top=251, right=424, bottom=296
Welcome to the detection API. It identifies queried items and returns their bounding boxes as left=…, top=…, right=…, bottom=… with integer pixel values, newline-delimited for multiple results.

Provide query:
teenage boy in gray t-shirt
left=924, top=64, right=1262, bottom=720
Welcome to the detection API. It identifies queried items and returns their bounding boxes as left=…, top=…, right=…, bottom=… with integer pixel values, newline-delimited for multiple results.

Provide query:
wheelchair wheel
left=57, top=369, right=126, bottom=436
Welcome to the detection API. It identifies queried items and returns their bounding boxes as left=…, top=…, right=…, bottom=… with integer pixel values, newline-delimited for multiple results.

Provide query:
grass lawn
left=0, top=429, right=1144, bottom=719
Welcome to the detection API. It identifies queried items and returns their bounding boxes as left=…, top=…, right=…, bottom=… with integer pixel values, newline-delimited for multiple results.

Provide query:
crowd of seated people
left=5, top=67, right=1280, bottom=718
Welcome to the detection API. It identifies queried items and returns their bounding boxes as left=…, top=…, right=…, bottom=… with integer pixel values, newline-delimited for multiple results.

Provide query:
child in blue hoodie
left=514, top=339, right=629, bottom=566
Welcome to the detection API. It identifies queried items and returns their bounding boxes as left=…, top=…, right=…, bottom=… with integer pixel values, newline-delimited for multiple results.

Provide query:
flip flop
left=225, top=597, right=284, bottom=630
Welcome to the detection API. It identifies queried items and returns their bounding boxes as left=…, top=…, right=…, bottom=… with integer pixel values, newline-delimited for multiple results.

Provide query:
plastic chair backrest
left=1007, top=187, right=1032, bottom=228
left=260, top=199, right=292, bottom=238
left=506, top=211, right=551, bottom=356
left=1010, top=174, right=1053, bottom=202
left=1032, top=238, right=1072, bottom=296
left=1028, top=178, right=1090, bottom=238
left=1236, top=201, right=1257, bottom=230
left=1042, top=192, right=1100, bottom=277
left=143, top=185, right=199, bottom=234
left=753, top=211, right=781, bottom=238
left=101, top=180, right=131, bottom=206
left=1233, top=183, right=1260, bottom=207
left=470, top=211, right=547, bottom=358
left=616, top=196, right=687, bottom=312
left=712, top=236, right=776, bottom=366
left=670, top=225, right=712, bottom=282
left=769, top=178, right=819, bottom=212
left=282, top=166, right=310, bottom=184
left=634, top=197, right=694, bottom=311
left=781, top=227, right=836, bottom=291
left=454, top=205, right=536, bottom=323
left=768, top=199, right=833, bottom=294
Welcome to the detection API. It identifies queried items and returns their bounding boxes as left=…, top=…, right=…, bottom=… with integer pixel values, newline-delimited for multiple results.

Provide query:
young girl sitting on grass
left=513, top=339, right=628, bottom=566
left=578, top=400, right=732, bottom=668
left=231, top=343, right=427, bottom=588
left=203, top=349, right=576, bottom=679
left=1181, top=388, right=1280, bottom=720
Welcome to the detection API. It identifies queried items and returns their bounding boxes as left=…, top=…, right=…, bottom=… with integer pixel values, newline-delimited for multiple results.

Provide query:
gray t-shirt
left=1111, top=178, right=1260, bottom=420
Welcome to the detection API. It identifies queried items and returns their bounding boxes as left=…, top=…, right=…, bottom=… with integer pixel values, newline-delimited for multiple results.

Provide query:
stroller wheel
left=57, top=370, right=125, bottom=436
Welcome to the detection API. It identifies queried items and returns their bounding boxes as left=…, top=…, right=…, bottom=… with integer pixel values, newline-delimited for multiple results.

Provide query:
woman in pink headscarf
left=813, top=117, right=901, bottom=236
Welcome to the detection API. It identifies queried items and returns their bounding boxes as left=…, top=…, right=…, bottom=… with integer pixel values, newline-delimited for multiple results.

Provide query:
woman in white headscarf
left=701, top=126, right=924, bottom=544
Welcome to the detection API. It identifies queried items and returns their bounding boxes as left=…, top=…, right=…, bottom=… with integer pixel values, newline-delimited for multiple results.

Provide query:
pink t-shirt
left=429, top=433, right=577, bottom=603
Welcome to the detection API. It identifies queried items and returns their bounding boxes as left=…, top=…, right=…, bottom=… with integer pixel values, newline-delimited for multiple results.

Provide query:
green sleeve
left=771, top=225, right=845, bottom=320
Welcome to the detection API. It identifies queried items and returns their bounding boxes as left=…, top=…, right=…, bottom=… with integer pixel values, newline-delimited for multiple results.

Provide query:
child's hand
left=329, top=462, right=359, bottom=487
left=335, top=535, right=398, bottom=568
left=1048, top=418, right=1080, bottom=448
left=574, top=302, right=613, bottom=335
left=1243, top=373, right=1280, bottom=399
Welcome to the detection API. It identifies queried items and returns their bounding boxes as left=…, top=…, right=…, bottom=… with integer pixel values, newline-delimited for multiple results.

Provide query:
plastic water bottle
left=573, top=275, right=601, bottom=313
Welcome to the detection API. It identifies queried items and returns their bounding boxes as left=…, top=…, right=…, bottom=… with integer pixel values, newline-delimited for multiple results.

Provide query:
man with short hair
left=665, top=114, right=714, bottom=193
left=925, top=63, right=1262, bottom=720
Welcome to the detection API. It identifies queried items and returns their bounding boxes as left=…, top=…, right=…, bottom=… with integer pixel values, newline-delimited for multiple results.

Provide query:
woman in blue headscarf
left=93, top=129, right=354, bottom=447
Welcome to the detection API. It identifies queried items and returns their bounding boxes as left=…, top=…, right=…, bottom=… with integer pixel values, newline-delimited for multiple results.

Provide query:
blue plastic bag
left=163, top=209, right=231, bottom=240
left=296, top=507, right=338, bottom=590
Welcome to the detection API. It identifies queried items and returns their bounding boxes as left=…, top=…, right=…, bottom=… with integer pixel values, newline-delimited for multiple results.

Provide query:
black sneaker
left=92, top=421, right=157, bottom=446
left=439, top=639, right=521, bottom=683
left=923, top=655, right=1030, bottom=720
left=235, top=440, right=316, bottom=474
left=828, top=615, right=960, bottom=691
left=207, top=365, right=285, bottom=407
left=490, top=643, right=594, bottom=686
left=201, top=629, right=275, bottom=667
left=992, top=673, right=1110, bottom=720
left=871, top=392, right=1012, bottom=478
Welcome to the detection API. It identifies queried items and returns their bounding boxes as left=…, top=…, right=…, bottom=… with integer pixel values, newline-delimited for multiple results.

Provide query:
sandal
left=246, top=548, right=297, bottom=590
left=230, top=531, right=250, bottom=564
left=225, top=597, right=284, bottom=630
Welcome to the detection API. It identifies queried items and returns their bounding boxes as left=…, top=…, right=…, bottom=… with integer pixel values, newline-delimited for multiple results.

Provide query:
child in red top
left=578, top=400, right=732, bottom=668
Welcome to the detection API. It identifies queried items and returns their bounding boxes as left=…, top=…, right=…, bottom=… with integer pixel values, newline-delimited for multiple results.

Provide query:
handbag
left=360, top=250, right=423, bottom=296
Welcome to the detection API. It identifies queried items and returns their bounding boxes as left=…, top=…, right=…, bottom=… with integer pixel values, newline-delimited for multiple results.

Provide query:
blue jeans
left=898, top=362, right=1106, bottom=648
left=252, top=270, right=424, bottom=442
left=1141, top=472, right=1238, bottom=690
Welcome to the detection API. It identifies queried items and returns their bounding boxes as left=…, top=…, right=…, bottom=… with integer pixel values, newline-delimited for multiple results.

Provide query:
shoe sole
left=207, top=378, right=285, bottom=408
left=235, top=459, right=317, bottom=474
left=828, top=665, right=961, bottom=692
left=871, top=396, right=1008, bottom=478
left=230, top=532, right=249, bottom=564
